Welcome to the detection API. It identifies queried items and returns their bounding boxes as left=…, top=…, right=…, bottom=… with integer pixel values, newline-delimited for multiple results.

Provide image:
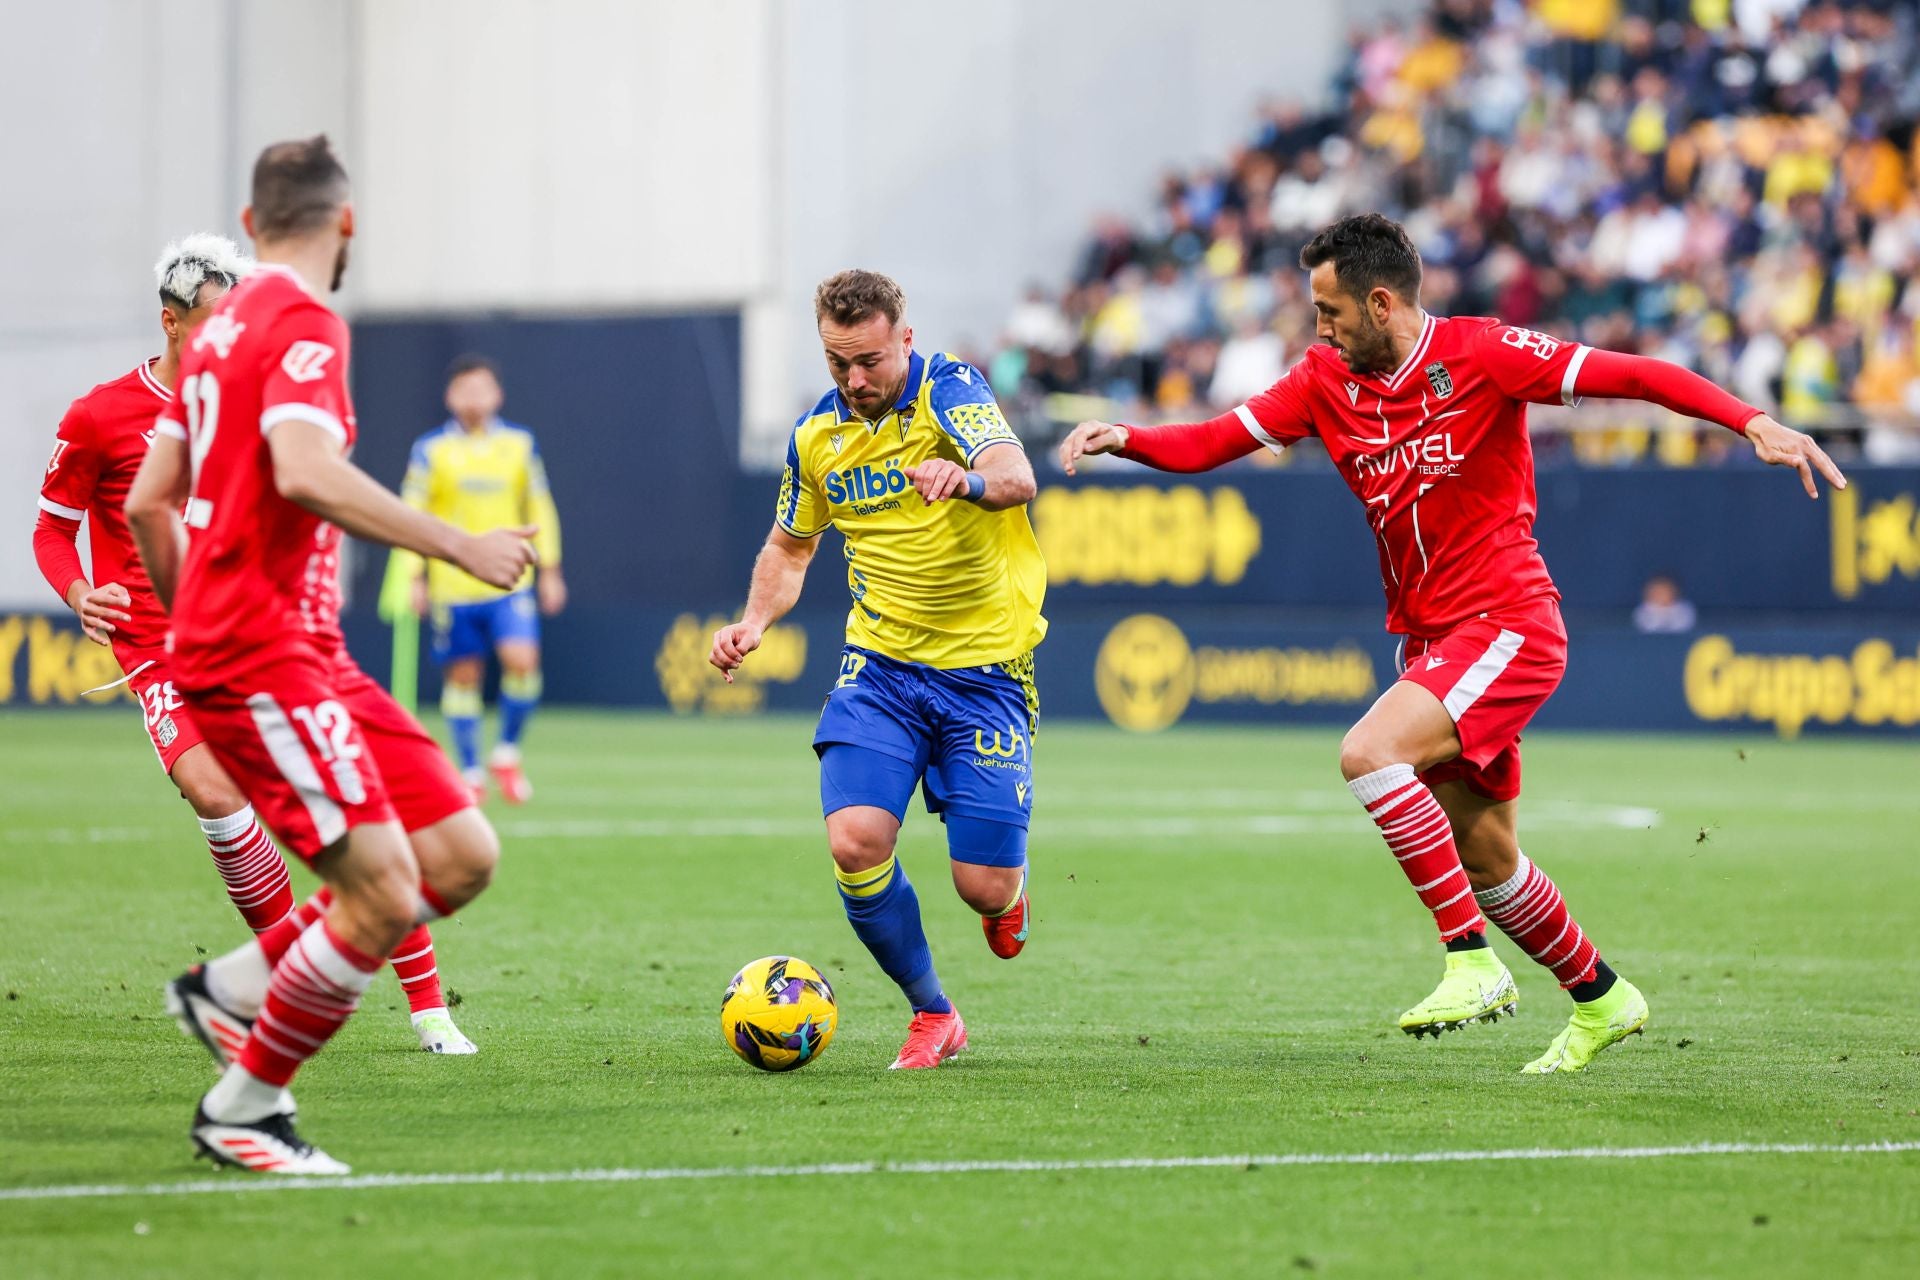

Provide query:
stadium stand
left=994, top=0, right=1920, bottom=469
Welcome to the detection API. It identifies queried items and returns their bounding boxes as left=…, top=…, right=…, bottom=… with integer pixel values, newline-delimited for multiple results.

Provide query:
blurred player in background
left=1061, top=213, right=1845, bottom=1073
left=394, top=355, right=565, bottom=804
left=711, top=270, right=1045, bottom=1070
left=32, top=235, right=472, bottom=1055
left=126, top=135, right=537, bottom=1172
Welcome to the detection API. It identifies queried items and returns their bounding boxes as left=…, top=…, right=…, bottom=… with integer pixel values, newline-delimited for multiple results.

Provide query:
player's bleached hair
left=154, top=233, right=252, bottom=312
left=815, top=269, right=907, bottom=329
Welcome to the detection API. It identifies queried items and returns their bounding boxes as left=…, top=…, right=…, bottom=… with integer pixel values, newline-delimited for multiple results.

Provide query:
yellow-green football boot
left=1399, top=948, right=1518, bottom=1038
left=1521, top=978, right=1649, bottom=1073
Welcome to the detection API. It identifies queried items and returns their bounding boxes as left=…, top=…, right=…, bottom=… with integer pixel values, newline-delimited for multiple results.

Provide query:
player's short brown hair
left=250, top=135, right=350, bottom=240
left=1300, top=213, right=1423, bottom=305
left=814, top=270, right=906, bottom=329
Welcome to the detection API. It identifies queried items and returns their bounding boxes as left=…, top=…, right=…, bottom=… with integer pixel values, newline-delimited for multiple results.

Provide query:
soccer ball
left=720, top=956, right=838, bottom=1071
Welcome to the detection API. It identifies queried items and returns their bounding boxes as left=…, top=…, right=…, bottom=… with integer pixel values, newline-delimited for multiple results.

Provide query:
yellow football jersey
left=397, top=419, right=562, bottom=603
left=779, top=350, right=1047, bottom=668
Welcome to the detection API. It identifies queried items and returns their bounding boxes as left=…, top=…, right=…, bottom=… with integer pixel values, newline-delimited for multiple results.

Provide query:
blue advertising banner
left=10, top=603, right=1917, bottom=742
left=368, top=607, right=1920, bottom=741
left=1020, top=466, right=1920, bottom=616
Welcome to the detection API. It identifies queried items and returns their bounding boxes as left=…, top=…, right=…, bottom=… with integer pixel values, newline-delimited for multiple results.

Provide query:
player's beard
left=1342, top=314, right=1398, bottom=375
left=329, top=240, right=351, bottom=292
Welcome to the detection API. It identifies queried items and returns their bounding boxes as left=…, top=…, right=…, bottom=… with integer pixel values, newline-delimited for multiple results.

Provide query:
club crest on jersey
left=1424, top=362, right=1454, bottom=399
left=280, top=341, right=336, bottom=383
left=193, top=314, right=247, bottom=359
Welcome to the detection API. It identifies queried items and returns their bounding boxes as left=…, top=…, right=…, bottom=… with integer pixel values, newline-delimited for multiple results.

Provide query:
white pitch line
left=2, top=1141, right=1914, bottom=1203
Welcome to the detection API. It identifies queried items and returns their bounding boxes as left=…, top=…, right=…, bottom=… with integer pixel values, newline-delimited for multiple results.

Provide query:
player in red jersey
left=1060, top=214, right=1846, bottom=1073
left=33, top=237, right=476, bottom=1056
left=125, top=136, right=537, bottom=1173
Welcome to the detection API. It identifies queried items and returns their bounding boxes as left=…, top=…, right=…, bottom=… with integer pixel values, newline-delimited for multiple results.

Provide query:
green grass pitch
left=1, top=708, right=1916, bottom=1277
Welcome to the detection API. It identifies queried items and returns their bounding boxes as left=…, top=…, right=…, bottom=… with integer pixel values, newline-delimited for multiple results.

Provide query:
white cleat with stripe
left=192, top=1097, right=347, bottom=1176
left=165, top=965, right=252, bottom=1067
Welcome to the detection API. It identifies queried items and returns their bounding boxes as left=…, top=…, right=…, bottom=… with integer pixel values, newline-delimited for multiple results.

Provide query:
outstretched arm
left=1573, top=348, right=1847, bottom=498
left=710, top=524, right=819, bottom=683
left=1058, top=410, right=1263, bottom=475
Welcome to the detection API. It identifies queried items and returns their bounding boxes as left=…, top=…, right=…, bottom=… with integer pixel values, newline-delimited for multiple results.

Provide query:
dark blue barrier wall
left=333, top=457, right=1918, bottom=737
left=339, top=606, right=1920, bottom=740
left=15, top=299, right=1916, bottom=743
left=1021, top=465, right=1920, bottom=616
left=344, top=310, right=743, bottom=610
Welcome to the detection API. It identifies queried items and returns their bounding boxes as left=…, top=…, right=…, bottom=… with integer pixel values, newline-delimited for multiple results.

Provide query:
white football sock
left=201, top=1062, right=285, bottom=1123
left=204, top=940, right=271, bottom=1018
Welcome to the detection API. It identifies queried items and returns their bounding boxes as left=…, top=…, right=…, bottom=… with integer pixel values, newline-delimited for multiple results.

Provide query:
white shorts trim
left=1442, top=629, right=1526, bottom=721
left=246, top=692, right=347, bottom=846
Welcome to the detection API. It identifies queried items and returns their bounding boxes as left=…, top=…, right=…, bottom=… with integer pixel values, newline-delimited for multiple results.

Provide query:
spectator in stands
left=1000, top=0, right=1920, bottom=465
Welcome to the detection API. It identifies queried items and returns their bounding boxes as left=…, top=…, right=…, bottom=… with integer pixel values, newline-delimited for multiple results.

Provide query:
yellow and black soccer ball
left=720, top=955, right=838, bottom=1071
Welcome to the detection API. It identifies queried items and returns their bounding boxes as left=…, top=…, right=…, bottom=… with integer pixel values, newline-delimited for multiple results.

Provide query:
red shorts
left=180, top=649, right=471, bottom=861
left=123, top=651, right=206, bottom=775
left=1398, top=597, right=1567, bottom=803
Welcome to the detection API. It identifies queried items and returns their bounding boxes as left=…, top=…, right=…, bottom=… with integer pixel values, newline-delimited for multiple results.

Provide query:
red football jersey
left=155, top=264, right=355, bottom=691
left=1235, top=313, right=1585, bottom=637
left=38, top=359, right=176, bottom=663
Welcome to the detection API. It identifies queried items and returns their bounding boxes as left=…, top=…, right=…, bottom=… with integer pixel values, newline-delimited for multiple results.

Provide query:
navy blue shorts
left=813, top=646, right=1037, bottom=830
left=432, top=590, right=539, bottom=664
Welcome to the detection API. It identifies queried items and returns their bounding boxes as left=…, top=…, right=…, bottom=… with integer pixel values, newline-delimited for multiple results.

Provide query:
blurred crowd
left=993, top=0, right=1920, bottom=467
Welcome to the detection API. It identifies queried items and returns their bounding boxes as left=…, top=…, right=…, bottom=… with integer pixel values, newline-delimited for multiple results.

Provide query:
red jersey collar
left=1365, top=310, right=1435, bottom=393
left=135, top=356, right=173, bottom=403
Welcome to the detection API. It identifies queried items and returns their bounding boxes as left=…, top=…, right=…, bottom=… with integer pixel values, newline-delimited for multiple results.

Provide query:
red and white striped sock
left=1474, top=854, right=1599, bottom=988
left=284, top=888, right=447, bottom=1013
left=201, top=893, right=314, bottom=1019
left=287, top=885, right=332, bottom=931
left=389, top=926, right=447, bottom=1014
left=1348, top=764, right=1486, bottom=942
left=234, top=919, right=382, bottom=1087
left=197, top=807, right=294, bottom=933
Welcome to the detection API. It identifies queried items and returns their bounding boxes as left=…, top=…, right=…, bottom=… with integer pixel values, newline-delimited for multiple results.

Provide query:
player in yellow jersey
left=398, top=355, right=565, bottom=804
left=711, top=270, right=1046, bottom=1070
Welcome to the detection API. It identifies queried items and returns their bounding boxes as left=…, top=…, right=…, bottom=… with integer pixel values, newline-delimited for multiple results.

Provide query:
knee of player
left=1338, top=730, right=1394, bottom=782
left=349, top=858, right=424, bottom=943
left=440, top=817, right=501, bottom=899
left=179, top=777, right=251, bottom=821
left=826, top=818, right=896, bottom=872
left=465, top=823, right=501, bottom=890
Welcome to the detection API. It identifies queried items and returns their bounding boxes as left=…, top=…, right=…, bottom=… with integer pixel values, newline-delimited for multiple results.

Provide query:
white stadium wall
left=755, top=0, right=1406, bottom=461
left=0, top=0, right=1408, bottom=607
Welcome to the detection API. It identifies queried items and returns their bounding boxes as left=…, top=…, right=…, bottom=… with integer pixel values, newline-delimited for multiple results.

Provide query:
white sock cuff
left=1346, top=763, right=1418, bottom=807
left=205, top=941, right=272, bottom=1018
left=1475, top=853, right=1534, bottom=909
left=297, top=922, right=380, bottom=994
left=198, top=806, right=257, bottom=843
